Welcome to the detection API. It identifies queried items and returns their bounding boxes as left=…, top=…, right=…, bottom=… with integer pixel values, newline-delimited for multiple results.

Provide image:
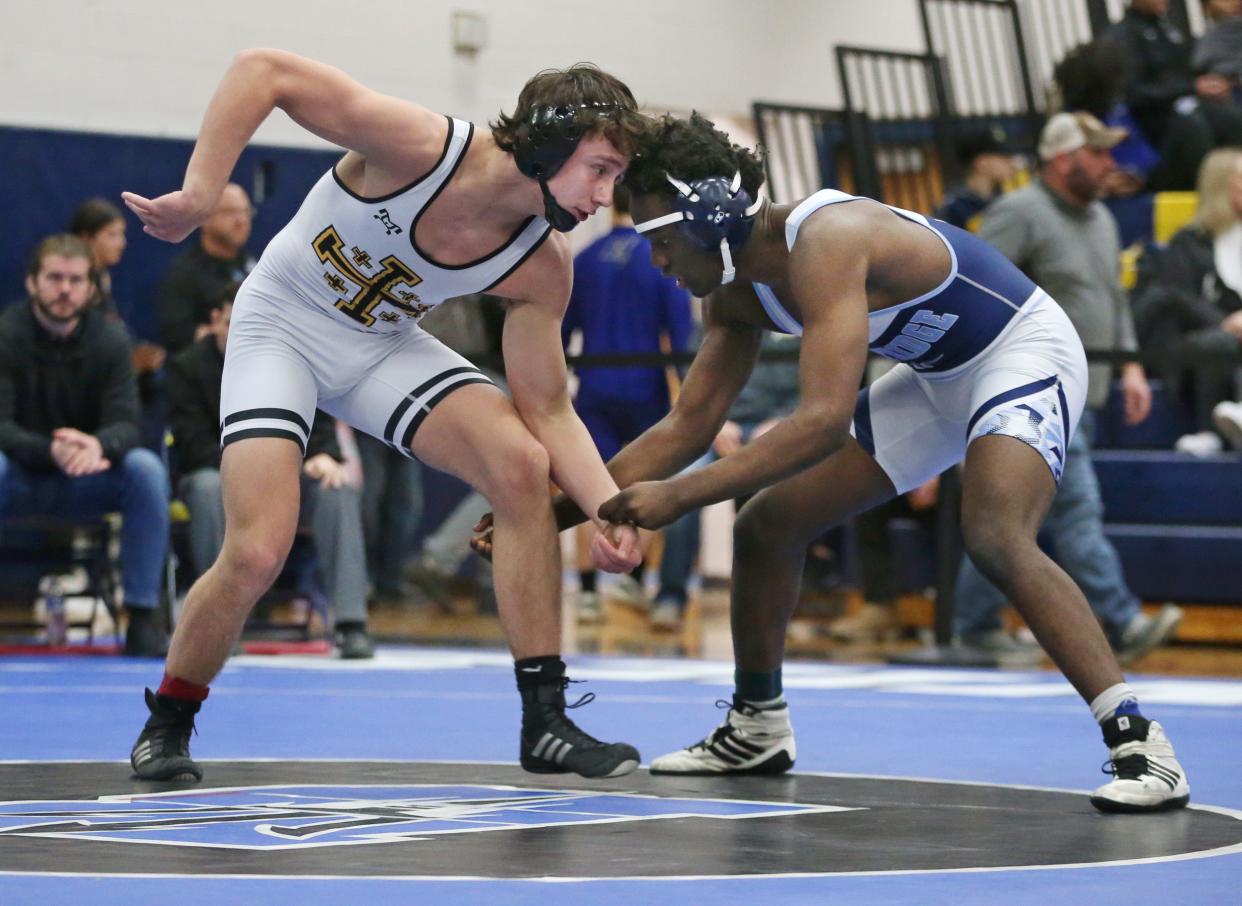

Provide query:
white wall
left=4, top=0, right=928, bottom=147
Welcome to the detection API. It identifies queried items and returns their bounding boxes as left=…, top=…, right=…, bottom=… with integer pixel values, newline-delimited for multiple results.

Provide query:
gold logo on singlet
left=313, top=225, right=425, bottom=327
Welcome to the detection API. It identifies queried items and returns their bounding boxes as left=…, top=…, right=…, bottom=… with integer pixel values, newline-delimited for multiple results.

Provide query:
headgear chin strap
left=537, top=177, right=580, bottom=233
left=513, top=103, right=621, bottom=233
left=633, top=172, right=762, bottom=284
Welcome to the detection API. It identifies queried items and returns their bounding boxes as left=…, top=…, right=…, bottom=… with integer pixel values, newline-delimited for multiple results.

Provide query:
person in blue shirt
left=562, top=187, right=692, bottom=620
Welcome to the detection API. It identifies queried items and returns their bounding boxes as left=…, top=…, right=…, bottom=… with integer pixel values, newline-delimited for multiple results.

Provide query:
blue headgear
left=512, top=103, right=621, bottom=232
left=633, top=172, right=762, bottom=284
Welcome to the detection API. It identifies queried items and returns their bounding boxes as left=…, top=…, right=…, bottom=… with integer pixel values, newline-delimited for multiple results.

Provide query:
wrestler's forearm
left=182, top=51, right=281, bottom=205
left=674, top=414, right=844, bottom=509
left=523, top=409, right=621, bottom=530
left=553, top=412, right=716, bottom=530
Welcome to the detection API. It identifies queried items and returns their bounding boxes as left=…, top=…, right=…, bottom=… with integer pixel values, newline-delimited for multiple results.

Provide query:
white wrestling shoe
left=650, top=696, right=795, bottom=775
left=1090, top=714, right=1190, bottom=813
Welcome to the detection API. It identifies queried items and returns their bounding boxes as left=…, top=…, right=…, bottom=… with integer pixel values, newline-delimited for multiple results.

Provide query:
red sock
left=158, top=673, right=210, bottom=703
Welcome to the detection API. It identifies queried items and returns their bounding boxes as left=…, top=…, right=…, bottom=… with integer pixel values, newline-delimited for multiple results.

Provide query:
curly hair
left=490, top=63, right=647, bottom=158
left=1053, top=40, right=1128, bottom=119
left=623, top=112, right=765, bottom=199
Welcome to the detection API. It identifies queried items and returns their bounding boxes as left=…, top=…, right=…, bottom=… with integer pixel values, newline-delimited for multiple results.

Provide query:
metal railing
left=835, top=45, right=958, bottom=212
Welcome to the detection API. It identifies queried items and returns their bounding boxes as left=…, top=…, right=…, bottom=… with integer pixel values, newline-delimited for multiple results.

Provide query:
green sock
left=734, top=666, right=782, bottom=704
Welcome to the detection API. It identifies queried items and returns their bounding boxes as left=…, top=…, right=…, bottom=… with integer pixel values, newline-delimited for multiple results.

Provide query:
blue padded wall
left=0, top=125, right=340, bottom=341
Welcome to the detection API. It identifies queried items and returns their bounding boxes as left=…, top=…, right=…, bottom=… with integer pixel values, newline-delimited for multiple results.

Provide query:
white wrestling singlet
left=220, top=116, right=552, bottom=458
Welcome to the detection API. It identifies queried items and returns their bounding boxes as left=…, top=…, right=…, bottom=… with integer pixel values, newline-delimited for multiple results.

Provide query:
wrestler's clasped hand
left=470, top=513, right=640, bottom=572
left=597, top=480, right=686, bottom=530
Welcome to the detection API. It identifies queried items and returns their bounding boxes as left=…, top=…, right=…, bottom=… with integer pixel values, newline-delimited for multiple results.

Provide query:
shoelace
left=687, top=699, right=738, bottom=752
left=1100, top=753, right=1148, bottom=780
left=557, top=676, right=596, bottom=710
left=535, top=679, right=603, bottom=750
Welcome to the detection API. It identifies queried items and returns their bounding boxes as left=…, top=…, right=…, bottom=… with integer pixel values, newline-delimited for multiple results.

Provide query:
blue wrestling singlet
left=752, top=189, right=1043, bottom=374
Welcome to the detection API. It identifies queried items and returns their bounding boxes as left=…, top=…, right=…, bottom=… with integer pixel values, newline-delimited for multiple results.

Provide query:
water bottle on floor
left=41, top=574, right=67, bottom=648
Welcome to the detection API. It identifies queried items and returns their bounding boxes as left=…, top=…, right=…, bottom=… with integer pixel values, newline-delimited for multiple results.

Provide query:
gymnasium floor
left=2, top=641, right=1240, bottom=905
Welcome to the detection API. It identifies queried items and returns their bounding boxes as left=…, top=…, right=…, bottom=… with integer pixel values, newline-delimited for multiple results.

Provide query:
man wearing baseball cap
left=933, top=126, right=1021, bottom=231
left=954, top=109, right=1184, bottom=668
left=1037, top=110, right=1130, bottom=161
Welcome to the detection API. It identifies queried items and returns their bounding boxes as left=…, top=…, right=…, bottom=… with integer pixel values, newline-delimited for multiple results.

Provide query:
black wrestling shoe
left=130, top=688, right=203, bottom=782
left=519, top=678, right=639, bottom=778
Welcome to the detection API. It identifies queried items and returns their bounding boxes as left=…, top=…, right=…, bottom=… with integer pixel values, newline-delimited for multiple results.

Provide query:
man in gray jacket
left=953, top=112, right=1182, bottom=663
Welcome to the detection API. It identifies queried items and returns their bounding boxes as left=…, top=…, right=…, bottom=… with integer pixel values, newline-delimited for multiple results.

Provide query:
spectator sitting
left=933, top=127, right=1018, bottom=231
left=156, top=182, right=256, bottom=354
left=0, top=234, right=171, bottom=656
left=70, top=198, right=168, bottom=449
left=1194, top=0, right=1242, bottom=88
left=1147, top=1, right=1242, bottom=191
left=166, top=293, right=374, bottom=658
left=1133, top=146, right=1242, bottom=452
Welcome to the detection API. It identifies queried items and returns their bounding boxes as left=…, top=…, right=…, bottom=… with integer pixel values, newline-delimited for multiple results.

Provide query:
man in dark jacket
left=156, top=183, right=257, bottom=353
left=166, top=294, right=374, bottom=658
left=1104, top=0, right=1195, bottom=148
left=0, top=235, right=170, bottom=656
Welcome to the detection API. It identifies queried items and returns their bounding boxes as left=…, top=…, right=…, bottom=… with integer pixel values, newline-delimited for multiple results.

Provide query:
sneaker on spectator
left=334, top=624, right=375, bottom=660
left=405, top=560, right=455, bottom=611
left=609, top=573, right=650, bottom=611
left=1174, top=430, right=1224, bottom=457
left=955, top=629, right=1044, bottom=666
left=650, top=599, right=682, bottom=631
left=576, top=590, right=602, bottom=624
left=1212, top=401, right=1242, bottom=450
left=123, top=607, right=169, bottom=658
left=1113, top=604, right=1183, bottom=666
left=825, top=602, right=900, bottom=642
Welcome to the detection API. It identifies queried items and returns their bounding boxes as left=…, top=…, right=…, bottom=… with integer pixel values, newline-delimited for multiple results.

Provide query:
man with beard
left=0, top=235, right=171, bottom=656
left=949, top=111, right=1182, bottom=666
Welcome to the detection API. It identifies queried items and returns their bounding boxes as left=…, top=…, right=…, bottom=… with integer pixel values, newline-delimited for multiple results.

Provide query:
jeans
left=178, top=468, right=369, bottom=624
left=953, top=411, right=1140, bottom=640
left=0, top=448, right=169, bottom=609
left=355, top=433, right=423, bottom=594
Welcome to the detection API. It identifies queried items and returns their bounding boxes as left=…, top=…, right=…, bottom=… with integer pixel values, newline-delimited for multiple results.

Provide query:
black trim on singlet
left=220, top=427, right=307, bottom=455
left=382, top=366, right=486, bottom=445
left=407, top=121, right=544, bottom=271
left=482, top=221, right=554, bottom=291
left=221, top=407, right=311, bottom=435
left=399, top=377, right=495, bottom=450
left=329, top=115, right=457, bottom=204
